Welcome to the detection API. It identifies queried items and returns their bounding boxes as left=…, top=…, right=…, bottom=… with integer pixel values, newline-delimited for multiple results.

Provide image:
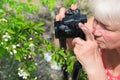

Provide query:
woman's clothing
left=101, top=50, right=120, bottom=80
left=105, top=68, right=120, bottom=80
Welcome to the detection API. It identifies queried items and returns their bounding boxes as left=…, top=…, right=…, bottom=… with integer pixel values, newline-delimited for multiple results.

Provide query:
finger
left=78, top=23, right=94, bottom=41
left=70, top=4, right=77, bottom=10
left=55, top=14, right=60, bottom=21
left=59, top=7, right=66, bottom=20
left=72, top=37, right=85, bottom=46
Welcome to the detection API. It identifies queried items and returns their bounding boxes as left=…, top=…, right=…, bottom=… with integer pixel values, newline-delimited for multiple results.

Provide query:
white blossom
left=12, top=45, right=16, bottom=49
left=29, top=37, right=33, bottom=40
left=3, top=32, right=11, bottom=38
left=13, top=49, right=17, bottom=54
left=29, top=43, right=34, bottom=47
left=1, top=42, right=3, bottom=45
left=0, top=18, right=7, bottom=22
left=18, top=68, right=20, bottom=70
left=0, top=9, right=3, bottom=12
left=50, top=61, right=61, bottom=70
left=18, top=73, right=22, bottom=77
left=34, top=77, right=37, bottom=80
left=17, top=44, right=20, bottom=47
left=35, top=32, right=37, bottom=34
left=35, top=63, right=38, bottom=66
left=2, top=32, right=11, bottom=41
left=4, top=38, right=8, bottom=42
left=18, top=70, right=23, bottom=77
left=22, top=72, right=28, bottom=79
left=18, top=68, right=28, bottom=80
left=10, top=52, right=13, bottom=55
left=44, top=52, right=51, bottom=62
left=29, top=43, right=35, bottom=51
left=6, top=47, right=9, bottom=50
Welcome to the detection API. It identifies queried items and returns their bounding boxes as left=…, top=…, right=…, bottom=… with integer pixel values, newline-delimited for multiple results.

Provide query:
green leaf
left=52, top=54, right=55, bottom=61
left=67, top=61, right=74, bottom=73
left=59, top=50, right=66, bottom=57
left=35, top=22, right=45, bottom=27
left=27, top=0, right=33, bottom=2
left=7, top=29, right=15, bottom=34
left=0, top=46, right=10, bottom=58
left=28, top=64, right=37, bottom=72
left=19, top=35, right=27, bottom=40
left=42, top=0, right=48, bottom=5
left=30, top=52, right=36, bottom=56
left=49, top=0, right=55, bottom=11
left=14, top=53, right=21, bottom=61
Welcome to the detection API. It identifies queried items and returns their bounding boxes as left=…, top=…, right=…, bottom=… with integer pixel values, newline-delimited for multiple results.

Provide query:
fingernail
left=71, top=4, right=77, bottom=10
left=78, top=23, right=84, bottom=27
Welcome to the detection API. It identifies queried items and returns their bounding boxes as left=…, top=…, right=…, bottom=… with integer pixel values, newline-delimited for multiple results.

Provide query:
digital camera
left=54, top=9, right=87, bottom=40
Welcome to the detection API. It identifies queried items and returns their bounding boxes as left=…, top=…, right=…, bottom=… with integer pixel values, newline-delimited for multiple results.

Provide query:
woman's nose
left=92, top=27, right=102, bottom=37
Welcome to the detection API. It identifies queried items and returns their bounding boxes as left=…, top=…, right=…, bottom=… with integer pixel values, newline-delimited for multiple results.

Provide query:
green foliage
left=41, top=0, right=77, bottom=11
left=51, top=48, right=88, bottom=79
left=63, top=0, right=77, bottom=8
left=0, top=0, right=89, bottom=79
left=42, top=0, right=57, bottom=11
left=52, top=50, right=76, bottom=73
left=79, top=69, right=88, bottom=80
left=0, top=0, right=45, bottom=79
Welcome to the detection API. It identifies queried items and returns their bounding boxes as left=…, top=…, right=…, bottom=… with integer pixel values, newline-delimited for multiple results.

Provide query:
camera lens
left=73, top=9, right=79, bottom=14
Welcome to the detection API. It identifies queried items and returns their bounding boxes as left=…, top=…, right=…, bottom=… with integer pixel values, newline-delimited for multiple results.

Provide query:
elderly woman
left=55, top=0, right=120, bottom=80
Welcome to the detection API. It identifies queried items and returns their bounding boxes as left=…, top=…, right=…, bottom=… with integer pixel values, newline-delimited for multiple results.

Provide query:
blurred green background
left=0, top=0, right=91, bottom=80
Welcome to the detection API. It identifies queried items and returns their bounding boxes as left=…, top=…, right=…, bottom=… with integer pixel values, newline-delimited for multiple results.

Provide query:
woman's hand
left=72, top=23, right=108, bottom=80
left=73, top=22, right=103, bottom=67
left=72, top=23, right=100, bottom=69
left=56, top=4, right=77, bottom=21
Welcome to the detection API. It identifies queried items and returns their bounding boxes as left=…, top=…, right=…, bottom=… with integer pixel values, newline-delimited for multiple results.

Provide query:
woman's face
left=93, top=18, right=120, bottom=49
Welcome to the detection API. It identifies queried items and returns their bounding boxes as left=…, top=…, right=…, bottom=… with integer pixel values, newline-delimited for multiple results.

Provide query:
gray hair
left=89, top=0, right=120, bottom=24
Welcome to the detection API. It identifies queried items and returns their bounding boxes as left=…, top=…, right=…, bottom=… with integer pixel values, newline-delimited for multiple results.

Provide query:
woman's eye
left=96, top=21, right=108, bottom=29
left=94, top=19, right=114, bottom=31
left=100, top=23, right=106, bottom=29
left=100, top=23, right=113, bottom=31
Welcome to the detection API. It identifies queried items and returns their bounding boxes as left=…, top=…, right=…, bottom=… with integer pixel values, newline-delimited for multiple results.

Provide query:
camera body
left=54, top=9, right=87, bottom=39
